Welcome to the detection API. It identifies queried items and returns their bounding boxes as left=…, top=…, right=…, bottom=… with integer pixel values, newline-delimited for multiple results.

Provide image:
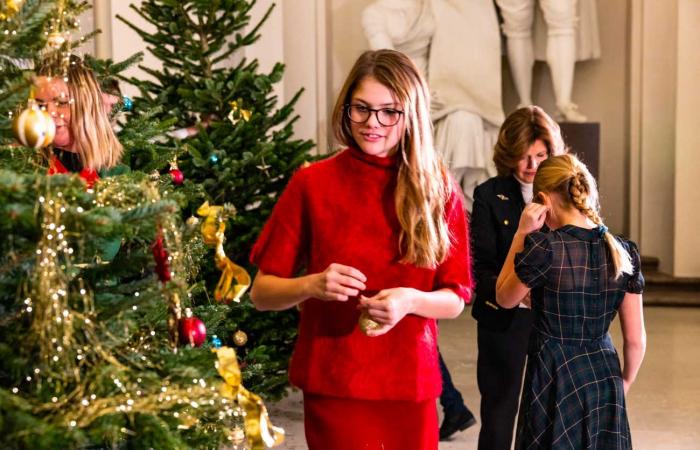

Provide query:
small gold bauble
left=358, top=310, right=381, bottom=335
left=230, top=425, right=245, bottom=444
left=12, top=104, right=55, bottom=148
left=185, top=216, right=200, bottom=227
left=232, top=330, right=248, bottom=346
left=46, top=32, right=66, bottom=49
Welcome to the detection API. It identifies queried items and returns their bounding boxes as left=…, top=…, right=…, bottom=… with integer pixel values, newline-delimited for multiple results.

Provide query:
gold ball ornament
left=0, top=0, right=22, bottom=20
left=185, top=216, right=200, bottom=227
left=232, top=330, right=248, bottom=346
left=12, top=105, right=55, bottom=148
left=229, top=426, right=245, bottom=444
left=46, top=32, right=67, bottom=49
left=358, top=310, right=381, bottom=335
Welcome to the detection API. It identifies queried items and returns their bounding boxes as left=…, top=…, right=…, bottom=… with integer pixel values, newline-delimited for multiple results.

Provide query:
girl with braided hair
left=495, top=153, right=646, bottom=449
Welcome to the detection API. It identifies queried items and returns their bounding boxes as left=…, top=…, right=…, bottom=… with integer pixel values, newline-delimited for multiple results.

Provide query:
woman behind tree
left=249, top=49, right=473, bottom=450
left=35, top=56, right=123, bottom=186
left=497, top=154, right=646, bottom=449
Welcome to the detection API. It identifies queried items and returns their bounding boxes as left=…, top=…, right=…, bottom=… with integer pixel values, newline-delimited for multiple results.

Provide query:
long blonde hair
left=66, top=59, right=123, bottom=170
left=332, top=50, right=451, bottom=268
left=534, top=154, right=633, bottom=278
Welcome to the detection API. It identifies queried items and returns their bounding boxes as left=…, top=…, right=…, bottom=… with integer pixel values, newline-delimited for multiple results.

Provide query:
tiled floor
left=267, top=306, right=700, bottom=449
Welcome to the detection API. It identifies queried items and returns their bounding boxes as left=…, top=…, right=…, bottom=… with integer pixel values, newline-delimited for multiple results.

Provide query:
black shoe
left=439, top=408, right=477, bottom=441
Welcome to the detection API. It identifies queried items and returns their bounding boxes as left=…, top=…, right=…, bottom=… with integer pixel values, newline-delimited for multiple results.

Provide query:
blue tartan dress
left=513, top=225, right=644, bottom=450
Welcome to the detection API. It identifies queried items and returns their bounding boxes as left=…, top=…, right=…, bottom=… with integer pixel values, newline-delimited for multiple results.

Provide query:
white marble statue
left=495, top=0, right=601, bottom=122
left=362, top=0, right=504, bottom=211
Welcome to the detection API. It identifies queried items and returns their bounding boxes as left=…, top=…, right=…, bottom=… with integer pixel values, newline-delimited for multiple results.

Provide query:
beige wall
left=637, top=0, right=678, bottom=274
left=91, top=0, right=700, bottom=276
left=330, top=1, right=629, bottom=233
left=673, top=0, right=700, bottom=277
left=502, top=1, right=630, bottom=235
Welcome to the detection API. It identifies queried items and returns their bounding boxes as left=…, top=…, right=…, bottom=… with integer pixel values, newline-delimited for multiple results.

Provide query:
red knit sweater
left=250, top=147, right=472, bottom=401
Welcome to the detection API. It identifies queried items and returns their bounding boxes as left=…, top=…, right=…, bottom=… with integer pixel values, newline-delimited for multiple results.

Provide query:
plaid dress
left=514, top=225, right=644, bottom=450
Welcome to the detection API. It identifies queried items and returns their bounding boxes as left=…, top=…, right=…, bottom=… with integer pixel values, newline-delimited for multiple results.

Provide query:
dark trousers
left=476, top=308, right=532, bottom=450
left=438, top=350, right=467, bottom=414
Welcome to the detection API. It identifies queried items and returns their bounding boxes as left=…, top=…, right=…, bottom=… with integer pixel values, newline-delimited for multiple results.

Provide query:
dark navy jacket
left=470, top=175, right=526, bottom=332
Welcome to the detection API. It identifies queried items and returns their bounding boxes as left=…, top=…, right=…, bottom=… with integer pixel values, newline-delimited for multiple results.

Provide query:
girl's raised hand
left=518, top=203, right=548, bottom=235
left=308, top=263, right=367, bottom=302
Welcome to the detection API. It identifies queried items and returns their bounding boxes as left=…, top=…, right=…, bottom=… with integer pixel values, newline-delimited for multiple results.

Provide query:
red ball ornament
left=170, top=168, right=184, bottom=185
left=179, top=309, right=206, bottom=347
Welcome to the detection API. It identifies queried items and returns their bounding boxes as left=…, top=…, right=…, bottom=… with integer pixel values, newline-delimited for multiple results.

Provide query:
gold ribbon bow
left=228, top=99, right=252, bottom=125
left=213, top=347, right=285, bottom=449
left=196, top=202, right=251, bottom=303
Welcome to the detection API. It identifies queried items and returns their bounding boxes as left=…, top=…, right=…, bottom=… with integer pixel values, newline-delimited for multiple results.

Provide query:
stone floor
left=266, top=306, right=700, bottom=449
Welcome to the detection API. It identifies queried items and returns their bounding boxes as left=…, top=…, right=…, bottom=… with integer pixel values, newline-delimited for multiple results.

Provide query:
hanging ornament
left=229, top=425, right=246, bottom=445
left=358, top=310, right=382, bottom=335
left=151, top=232, right=171, bottom=283
left=232, top=330, right=248, bottom=347
left=179, top=308, right=207, bottom=347
left=12, top=101, right=55, bottom=149
left=197, top=202, right=251, bottom=303
left=149, top=170, right=161, bottom=181
left=256, top=156, right=271, bottom=178
left=227, top=99, right=252, bottom=126
left=46, top=31, right=67, bottom=49
left=0, top=0, right=22, bottom=20
left=185, top=216, right=200, bottom=228
left=122, top=96, right=133, bottom=112
left=211, top=335, right=222, bottom=349
left=208, top=153, right=219, bottom=165
left=169, top=161, right=184, bottom=185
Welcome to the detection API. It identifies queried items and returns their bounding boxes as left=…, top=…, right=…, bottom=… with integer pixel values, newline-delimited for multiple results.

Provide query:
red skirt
left=303, top=393, right=438, bottom=450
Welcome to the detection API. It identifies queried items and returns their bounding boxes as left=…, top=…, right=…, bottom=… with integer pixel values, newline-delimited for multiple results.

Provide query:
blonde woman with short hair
left=249, top=49, right=473, bottom=449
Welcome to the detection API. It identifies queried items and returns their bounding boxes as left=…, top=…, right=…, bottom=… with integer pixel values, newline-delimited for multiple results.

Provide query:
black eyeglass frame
left=344, top=104, right=404, bottom=127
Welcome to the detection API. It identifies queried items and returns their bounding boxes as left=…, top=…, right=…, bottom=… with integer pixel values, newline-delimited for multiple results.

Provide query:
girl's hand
left=518, top=203, right=548, bottom=235
left=308, top=263, right=367, bottom=302
left=358, top=288, right=416, bottom=336
left=623, top=379, right=631, bottom=395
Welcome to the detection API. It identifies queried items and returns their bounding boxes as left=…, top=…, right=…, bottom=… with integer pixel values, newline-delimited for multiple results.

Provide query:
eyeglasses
left=35, top=97, right=72, bottom=111
left=345, top=104, right=404, bottom=127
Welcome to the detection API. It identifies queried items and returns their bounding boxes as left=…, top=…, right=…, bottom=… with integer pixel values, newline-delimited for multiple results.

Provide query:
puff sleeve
left=249, top=170, right=308, bottom=277
left=624, top=240, right=645, bottom=294
left=514, top=232, right=552, bottom=288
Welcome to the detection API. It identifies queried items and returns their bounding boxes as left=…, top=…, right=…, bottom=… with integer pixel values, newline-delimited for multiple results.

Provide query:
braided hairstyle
left=534, top=154, right=633, bottom=279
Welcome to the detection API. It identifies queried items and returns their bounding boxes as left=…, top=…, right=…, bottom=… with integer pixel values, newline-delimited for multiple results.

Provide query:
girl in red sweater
left=35, top=57, right=123, bottom=187
left=250, top=49, right=473, bottom=450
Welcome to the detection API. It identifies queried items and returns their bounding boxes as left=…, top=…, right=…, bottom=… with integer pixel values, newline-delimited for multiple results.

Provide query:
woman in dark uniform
left=470, top=106, right=565, bottom=450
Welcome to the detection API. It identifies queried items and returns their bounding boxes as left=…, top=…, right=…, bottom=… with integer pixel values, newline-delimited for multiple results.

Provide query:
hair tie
left=596, top=224, right=608, bottom=238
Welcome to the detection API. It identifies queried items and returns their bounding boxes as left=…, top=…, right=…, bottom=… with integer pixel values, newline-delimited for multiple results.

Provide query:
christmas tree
left=118, top=0, right=315, bottom=401
left=0, top=1, right=289, bottom=448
